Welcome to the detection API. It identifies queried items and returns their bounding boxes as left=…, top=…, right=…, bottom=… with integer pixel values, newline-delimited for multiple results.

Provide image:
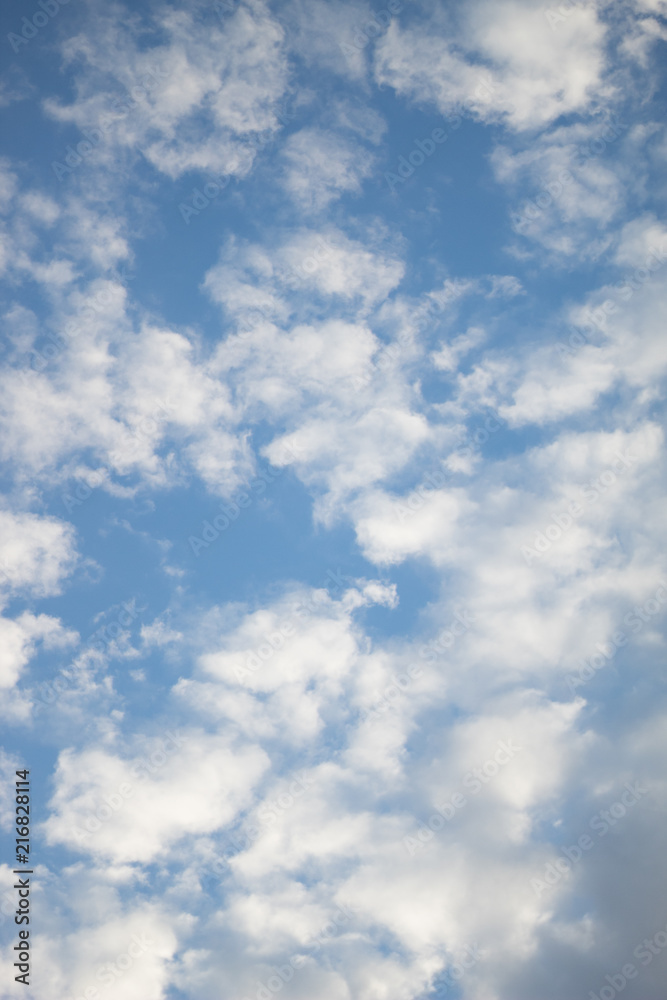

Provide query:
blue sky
left=0, top=0, right=666, bottom=998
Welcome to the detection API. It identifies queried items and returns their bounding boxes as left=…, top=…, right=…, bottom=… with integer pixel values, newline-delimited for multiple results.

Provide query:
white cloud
left=177, top=581, right=395, bottom=745
left=352, top=486, right=470, bottom=566
left=375, top=0, right=608, bottom=131
left=281, top=129, right=375, bottom=211
left=43, top=3, right=290, bottom=181
left=43, top=732, right=270, bottom=864
left=281, top=228, right=404, bottom=308
left=492, top=116, right=635, bottom=258
left=20, top=192, right=60, bottom=226
left=204, top=226, right=404, bottom=323
left=140, top=618, right=183, bottom=647
left=497, top=237, right=667, bottom=424
left=23, top=887, right=181, bottom=1000
left=0, top=612, right=78, bottom=691
left=0, top=510, right=78, bottom=601
left=0, top=284, right=256, bottom=498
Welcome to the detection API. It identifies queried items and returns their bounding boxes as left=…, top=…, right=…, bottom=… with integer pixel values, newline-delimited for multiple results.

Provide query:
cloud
left=204, top=226, right=404, bottom=323
left=280, top=129, right=375, bottom=211
left=0, top=612, right=78, bottom=691
left=177, top=580, right=397, bottom=744
left=21, top=887, right=180, bottom=1000
left=43, top=2, right=290, bottom=181
left=43, top=731, right=270, bottom=864
left=0, top=282, right=255, bottom=498
left=492, top=116, right=637, bottom=259
left=0, top=510, right=78, bottom=601
left=375, top=0, right=608, bottom=131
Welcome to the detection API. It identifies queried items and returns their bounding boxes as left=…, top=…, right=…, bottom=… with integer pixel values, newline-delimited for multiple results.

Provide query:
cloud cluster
left=0, top=1, right=665, bottom=999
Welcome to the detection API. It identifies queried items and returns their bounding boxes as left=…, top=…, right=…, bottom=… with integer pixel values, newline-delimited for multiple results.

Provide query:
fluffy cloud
left=0, top=510, right=78, bottom=600
left=176, top=581, right=397, bottom=744
left=43, top=731, right=270, bottom=864
left=375, top=0, right=608, bottom=131
left=43, top=3, right=290, bottom=180
left=280, top=128, right=375, bottom=212
left=12, top=885, right=181, bottom=1000
left=0, top=2, right=665, bottom=999
left=0, top=612, right=77, bottom=691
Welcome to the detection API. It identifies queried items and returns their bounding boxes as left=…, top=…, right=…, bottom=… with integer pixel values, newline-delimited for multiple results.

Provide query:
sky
left=0, top=0, right=666, bottom=998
